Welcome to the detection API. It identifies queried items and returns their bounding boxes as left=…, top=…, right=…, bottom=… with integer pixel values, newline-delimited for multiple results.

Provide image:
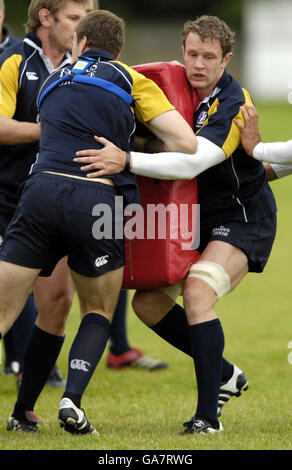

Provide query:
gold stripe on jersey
left=0, top=54, right=22, bottom=118
left=222, top=88, right=253, bottom=158
left=196, top=88, right=254, bottom=159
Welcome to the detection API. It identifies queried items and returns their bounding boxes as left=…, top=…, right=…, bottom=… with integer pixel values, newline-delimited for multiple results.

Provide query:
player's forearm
left=268, top=162, right=292, bottom=180
left=130, top=137, right=225, bottom=180
left=0, top=115, right=40, bottom=145
left=253, top=140, right=292, bottom=164
left=265, top=163, right=278, bottom=181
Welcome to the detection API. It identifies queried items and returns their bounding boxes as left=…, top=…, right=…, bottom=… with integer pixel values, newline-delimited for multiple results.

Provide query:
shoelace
left=181, top=416, right=210, bottom=434
left=181, top=416, right=196, bottom=433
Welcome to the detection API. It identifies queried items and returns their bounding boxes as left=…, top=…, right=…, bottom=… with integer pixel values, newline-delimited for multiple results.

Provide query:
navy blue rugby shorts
left=0, top=172, right=125, bottom=277
left=0, top=191, right=18, bottom=239
left=197, top=215, right=277, bottom=273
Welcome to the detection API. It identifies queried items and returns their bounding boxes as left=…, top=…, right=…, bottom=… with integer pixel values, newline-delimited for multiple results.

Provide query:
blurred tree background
left=4, top=0, right=243, bottom=78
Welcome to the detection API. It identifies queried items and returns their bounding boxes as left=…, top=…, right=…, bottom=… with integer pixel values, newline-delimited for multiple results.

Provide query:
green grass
left=1, top=102, right=292, bottom=451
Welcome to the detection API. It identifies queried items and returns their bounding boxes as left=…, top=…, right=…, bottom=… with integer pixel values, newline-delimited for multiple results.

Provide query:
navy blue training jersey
left=194, top=70, right=277, bottom=229
left=32, top=49, right=175, bottom=206
left=0, top=32, right=71, bottom=197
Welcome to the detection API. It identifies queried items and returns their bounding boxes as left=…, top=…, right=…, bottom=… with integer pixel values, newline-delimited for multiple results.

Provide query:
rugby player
left=0, top=0, right=87, bottom=427
left=0, top=9, right=197, bottom=434
left=75, top=15, right=277, bottom=434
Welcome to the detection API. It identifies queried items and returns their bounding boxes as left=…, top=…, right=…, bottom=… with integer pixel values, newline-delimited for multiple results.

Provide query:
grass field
left=0, top=102, right=292, bottom=452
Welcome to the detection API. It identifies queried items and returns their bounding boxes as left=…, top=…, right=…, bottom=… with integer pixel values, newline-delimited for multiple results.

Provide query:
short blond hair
left=25, top=0, right=87, bottom=33
left=0, top=0, right=5, bottom=11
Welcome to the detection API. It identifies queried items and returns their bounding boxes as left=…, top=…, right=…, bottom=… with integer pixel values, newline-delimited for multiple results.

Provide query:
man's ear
left=38, top=8, right=51, bottom=28
left=222, top=52, right=233, bottom=68
left=80, top=35, right=88, bottom=54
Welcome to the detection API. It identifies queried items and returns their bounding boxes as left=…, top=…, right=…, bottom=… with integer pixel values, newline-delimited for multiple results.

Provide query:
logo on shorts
left=95, top=255, right=110, bottom=267
left=0, top=235, right=3, bottom=247
left=70, top=359, right=90, bottom=372
left=212, top=226, right=230, bottom=237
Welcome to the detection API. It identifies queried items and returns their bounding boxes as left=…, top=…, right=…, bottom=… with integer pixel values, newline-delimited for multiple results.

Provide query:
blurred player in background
left=0, top=0, right=37, bottom=381
left=0, top=0, right=87, bottom=387
left=0, top=0, right=20, bottom=51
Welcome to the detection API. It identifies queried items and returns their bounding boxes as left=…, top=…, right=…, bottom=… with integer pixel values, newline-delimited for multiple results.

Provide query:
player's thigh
left=0, top=260, right=40, bottom=300
left=199, top=240, right=248, bottom=290
left=70, top=266, right=124, bottom=320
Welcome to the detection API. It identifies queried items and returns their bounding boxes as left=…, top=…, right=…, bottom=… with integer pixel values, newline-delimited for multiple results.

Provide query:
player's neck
left=36, top=28, right=68, bottom=69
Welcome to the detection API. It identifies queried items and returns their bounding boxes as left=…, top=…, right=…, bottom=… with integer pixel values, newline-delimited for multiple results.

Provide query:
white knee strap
left=158, top=281, right=184, bottom=302
left=188, top=261, right=231, bottom=298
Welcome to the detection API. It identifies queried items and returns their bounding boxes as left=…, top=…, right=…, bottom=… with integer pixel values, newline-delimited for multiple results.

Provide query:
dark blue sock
left=151, top=303, right=233, bottom=381
left=151, top=303, right=191, bottom=356
left=13, top=325, right=64, bottom=417
left=64, top=313, right=110, bottom=407
left=4, top=293, right=37, bottom=369
left=109, top=291, right=131, bottom=355
left=189, top=319, right=225, bottom=427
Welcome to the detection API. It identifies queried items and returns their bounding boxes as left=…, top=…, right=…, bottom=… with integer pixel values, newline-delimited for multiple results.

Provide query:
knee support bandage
left=187, top=260, right=230, bottom=298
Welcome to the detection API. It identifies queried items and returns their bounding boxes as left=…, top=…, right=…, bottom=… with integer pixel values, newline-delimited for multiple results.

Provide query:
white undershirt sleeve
left=253, top=140, right=292, bottom=164
left=130, top=136, right=226, bottom=180
left=270, top=163, right=292, bottom=178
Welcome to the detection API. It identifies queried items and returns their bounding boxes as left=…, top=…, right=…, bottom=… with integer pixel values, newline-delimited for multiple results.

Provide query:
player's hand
left=74, top=136, right=127, bottom=178
left=234, top=104, right=262, bottom=156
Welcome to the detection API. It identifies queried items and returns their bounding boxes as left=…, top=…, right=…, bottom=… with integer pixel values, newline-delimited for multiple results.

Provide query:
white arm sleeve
left=253, top=140, right=292, bottom=164
left=270, top=163, right=292, bottom=179
left=130, top=136, right=226, bottom=180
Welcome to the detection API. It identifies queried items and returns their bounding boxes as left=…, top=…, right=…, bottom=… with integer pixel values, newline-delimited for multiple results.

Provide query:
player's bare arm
left=74, top=109, right=198, bottom=177
left=74, top=134, right=225, bottom=180
left=234, top=104, right=262, bottom=156
left=264, top=163, right=279, bottom=181
left=0, top=115, right=41, bottom=145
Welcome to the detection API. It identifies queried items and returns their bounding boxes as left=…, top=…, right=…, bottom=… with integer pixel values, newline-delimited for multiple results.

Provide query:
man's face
left=48, top=0, right=86, bottom=54
left=183, top=32, right=232, bottom=100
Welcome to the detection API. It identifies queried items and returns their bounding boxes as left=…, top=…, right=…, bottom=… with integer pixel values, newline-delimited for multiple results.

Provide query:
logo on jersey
left=26, top=72, right=39, bottom=81
left=210, top=86, right=221, bottom=98
left=95, top=255, right=110, bottom=267
left=196, top=110, right=208, bottom=128
left=70, top=359, right=90, bottom=372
